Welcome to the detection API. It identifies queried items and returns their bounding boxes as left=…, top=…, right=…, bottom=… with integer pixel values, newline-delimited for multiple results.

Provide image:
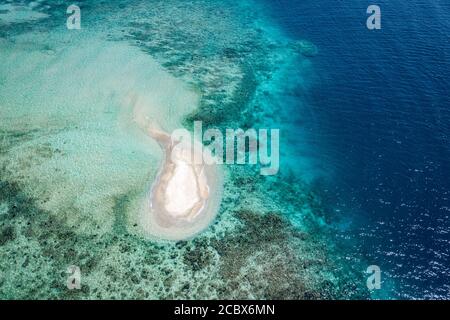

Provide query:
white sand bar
left=130, top=96, right=223, bottom=241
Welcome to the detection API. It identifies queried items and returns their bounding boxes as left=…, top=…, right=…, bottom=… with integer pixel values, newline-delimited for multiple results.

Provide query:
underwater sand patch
left=0, top=32, right=208, bottom=236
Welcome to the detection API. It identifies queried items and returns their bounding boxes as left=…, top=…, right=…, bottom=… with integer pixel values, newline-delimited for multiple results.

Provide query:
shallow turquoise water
left=0, top=0, right=370, bottom=299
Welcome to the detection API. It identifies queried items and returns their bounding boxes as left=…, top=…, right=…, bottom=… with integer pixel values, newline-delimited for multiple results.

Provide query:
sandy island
left=129, top=94, right=223, bottom=241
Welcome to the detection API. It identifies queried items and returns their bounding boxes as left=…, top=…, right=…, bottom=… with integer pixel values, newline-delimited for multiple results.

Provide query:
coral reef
left=0, top=0, right=369, bottom=299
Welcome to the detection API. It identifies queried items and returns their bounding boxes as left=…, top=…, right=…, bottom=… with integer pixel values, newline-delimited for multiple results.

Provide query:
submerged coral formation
left=0, top=0, right=369, bottom=299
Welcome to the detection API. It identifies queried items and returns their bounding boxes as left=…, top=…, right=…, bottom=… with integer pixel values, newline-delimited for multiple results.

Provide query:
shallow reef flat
left=0, top=0, right=368, bottom=299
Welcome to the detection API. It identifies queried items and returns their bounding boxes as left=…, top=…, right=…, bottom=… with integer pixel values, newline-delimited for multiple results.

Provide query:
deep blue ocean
left=262, top=0, right=450, bottom=299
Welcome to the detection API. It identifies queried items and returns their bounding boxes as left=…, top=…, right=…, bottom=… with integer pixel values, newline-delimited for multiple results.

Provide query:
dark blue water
left=262, top=0, right=450, bottom=299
